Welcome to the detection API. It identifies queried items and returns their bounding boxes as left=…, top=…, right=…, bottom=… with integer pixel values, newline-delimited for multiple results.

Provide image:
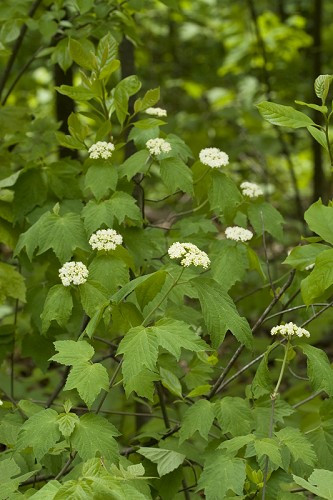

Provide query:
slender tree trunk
left=312, top=0, right=325, bottom=202
left=54, top=64, right=76, bottom=158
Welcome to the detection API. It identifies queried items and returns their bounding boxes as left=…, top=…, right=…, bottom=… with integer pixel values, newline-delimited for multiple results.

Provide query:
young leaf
left=134, top=87, right=160, bottom=112
left=152, top=318, right=209, bottom=360
left=275, top=427, right=317, bottom=466
left=179, top=399, right=215, bottom=443
left=57, top=412, right=79, bottom=438
left=214, top=397, right=253, bottom=437
left=138, top=448, right=185, bottom=477
left=159, top=157, right=193, bottom=194
left=69, top=38, right=96, bottom=70
left=299, top=344, right=333, bottom=396
left=193, top=278, right=253, bottom=349
left=293, top=469, right=333, bottom=499
left=307, top=126, right=329, bottom=151
left=247, top=202, right=284, bottom=241
left=17, top=409, right=61, bottom=460
left=257, top=101, right=316, bottom=128
left=71, top=413, right=119, bottom=461
left=56, top=85, right=96, bottom=101
left=304, top=200, right=333, bottom=245
left=197, top=452, right=246, bottom=500
left=50, top=340, right=94, bottom=366
left=314, top=74, right=333, bottom=102
left=84, top=161, right=118, bottom=201
left=41, top=285, right=73, bottom=333
left=135, top=270, right=167, bottom=310
left=0, top=262, right=26, bottom=303
left=65, top=361, right=109, bottom=408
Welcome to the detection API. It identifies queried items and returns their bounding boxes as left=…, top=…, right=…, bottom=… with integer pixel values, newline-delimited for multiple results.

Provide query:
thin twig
left=260, top=211, right=276, bottom=297
left=156, top=382, right=170, bottom=428
left=95, top=360, right=123, bottom=414
left=292, top=390, right=323, bottom=409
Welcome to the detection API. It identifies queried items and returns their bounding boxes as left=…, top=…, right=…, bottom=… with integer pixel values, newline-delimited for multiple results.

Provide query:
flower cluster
left=89, top=229, right=123, bottom=252
left=240, top=181, right=263, bottom=198
left=199, top=147, right=229, bottom=168
left=271, top=322, right=310, bottom=339
left=168, top=242, right=210, bottom=269
left=146, top=138, right=172, bottom=156
left=225, top=226, right=253, bottom=242
left=145, top=107, right=167, bottom=117
left=59, top=261, right=89, bottom=287
left=88, top=141, right=115, bottom=160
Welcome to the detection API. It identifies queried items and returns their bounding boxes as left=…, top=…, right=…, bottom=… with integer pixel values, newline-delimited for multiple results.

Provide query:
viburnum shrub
left=2, top=3, right=333, bottom=497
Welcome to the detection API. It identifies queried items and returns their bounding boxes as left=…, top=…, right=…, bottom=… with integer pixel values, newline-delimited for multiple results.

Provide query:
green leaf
left=251, top=344, right=277, bottom=399
left=304, top=200, right=333, bottom=244
left=193, top=278, right=252, bottom=349
left=218, top=434, right=254, bottom=456
left=114, top=76, right=142, bottom=125
left=0, top=262, right=26, bottom=303
left=293, top=469, right=333, bottom=499
left=295, top=100, right=328, bottom=113
left=84, top=161, right=118, bottom=201
left=299, top=344, right=333, bottom=397
left=179, top=399, right=215, bottom=443
left=50, top=340, right=94, bottom=366
left=57, top=412, right=79, bottom=438
left=208, top=171, right=242, bottom=220
left=301, top=249, right=333, bottom=304
left=118, top=149, right=150, bottom=180
left=138, top=447, right=185, bottom=477
left=135, top=270, right=167, bottom=310
left=134, top=87, right=160, bottom=112
left=41, top=285, right=73, bottom=333
left=0, top=458, right=38, bottom=500
left=69, top=38, right=96, bottom=70
left=159, top=157, right=193, bottom=194
left=17, top=409, right=61, bottom=460
left=71, top=413, right=119, bottom=461
left=97, top=32, right=118, bottom=67
left=257, top=101, right=316, bottom=128
left=152, top=318, right=208, bottom=360
left=16, top=211, right=89, bottom=262
left=134, top=117, right=166, bottom=129
left=275, top=427, right=316, bottom=466
left=89, top=254, right=129, bottom=294
left=82, top=192, right=142, bottom=233
left=284, top=243, right=329, bottom=270
left=314, top=74, right=333, bottom=102
left=214, top=397, right=253, bottom=436
left=160, top=367, right=183, bottom=398
left=65, top=361, right=109, bottom=408
left=248, top=201, right=284, bottom=241
left=56, top=85, right=96, bottom=101
left=79, top=280, right=109, bottom=317
left=197, top=452, right=246, bottom=500
left=111, top=273, right=157, bottom=304
left=254, top=437, right=284, bottom=469
left=117, top=325, right=159, bottom=398
left=307, top=125, right=329, bottom=151
left=211, top=240, right=249, bottom=290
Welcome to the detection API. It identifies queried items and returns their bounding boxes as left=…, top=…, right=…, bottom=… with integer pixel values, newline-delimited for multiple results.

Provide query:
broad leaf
left=257, top=101, right=315, bottom=128
left=275, top=427, right=316, bottom=466
left=179, top=399, right=215, bottom=443
left=304, top=200, right=333, bottom=245
left=159, top=157, right=193, bottom=194
left=51, top=340, right=94, bottom=366
left=65, top=362, right=109, bottom=408
left=214, top=397, right=253, bottom=436
left=299, top=344, right=333, bottom=397
left=84, top=161, right=118, bottom=201
left=41, top=285, right=73, bottom=333
left=17, top=408, right=61, bottom=460
left=138, top=447, right=185, bottom=476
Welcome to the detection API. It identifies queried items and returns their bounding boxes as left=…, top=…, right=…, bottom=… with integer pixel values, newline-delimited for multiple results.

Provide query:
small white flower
left=88, top=141, right=115, bottom=160
left=240, top=181, right=263, bottom=198
left=146, top=138, right=172, bottom=156
left=59, top=261, right=89, bottom=287
left=145, top=107, right=167, bottom=117
left=199, top=147, right=229, bottom=168
left=225, top=226, right=253, bottom=242
left=271, top=322, right=310, bottom=339
left=89, top=229, right=123, bottom=252
left=305, top=263, right=315, bottom=271
left=168, top=242, right=210, bottom=269
left=0, top=400, right=3, bottom=406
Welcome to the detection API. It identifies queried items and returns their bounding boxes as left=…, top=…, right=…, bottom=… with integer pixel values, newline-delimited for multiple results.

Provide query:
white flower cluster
left=271, top=322, right=310, bottom=339
left=168, top=242, right=210, bottom=269
left=89, top=229, right=123, bottom=252
left=88, top=141, right=115, bottom=159
left=305, top=263, right=315, bottom=271
left=225, top=226, right=253, bottom=242
left=240, top=181, right=263, bottom=198
left=145, top=107, right=167, bottom=117
left=146, top=138, right=172, bottom=156
left=199, top=147, right=229, bottom=168
left=59, top=261, right=89, bottom=287
left=0, top=400, right=3, bottom=406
